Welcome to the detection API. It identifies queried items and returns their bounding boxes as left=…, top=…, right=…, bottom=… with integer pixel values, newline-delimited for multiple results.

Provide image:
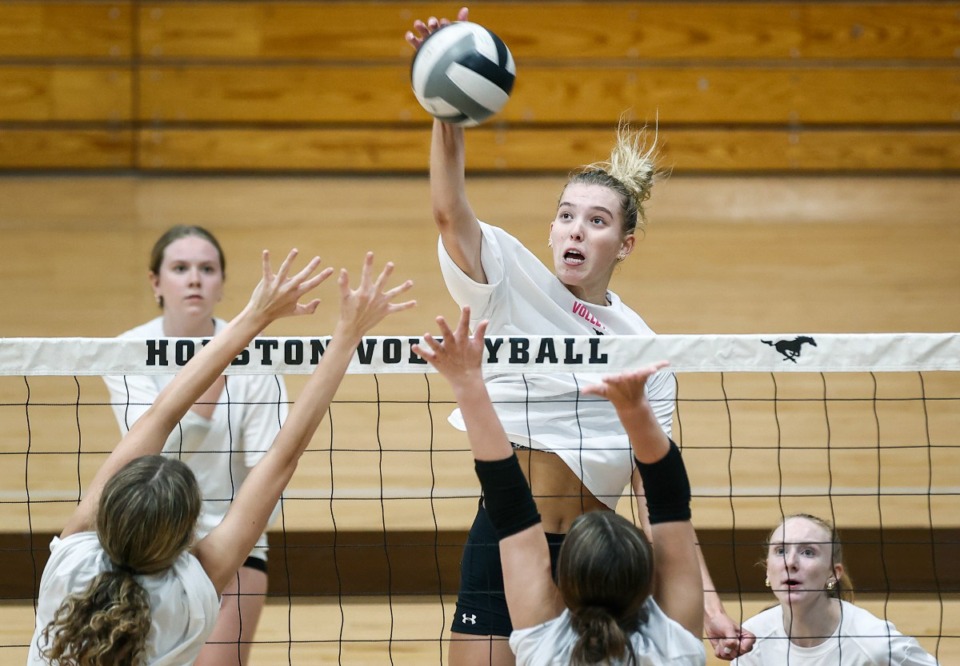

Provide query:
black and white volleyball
left=411, top=21, right=516, bottom=127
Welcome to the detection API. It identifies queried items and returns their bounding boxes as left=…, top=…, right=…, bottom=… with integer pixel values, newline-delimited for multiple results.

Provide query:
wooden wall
left=1, top=1, right=958, bottom=173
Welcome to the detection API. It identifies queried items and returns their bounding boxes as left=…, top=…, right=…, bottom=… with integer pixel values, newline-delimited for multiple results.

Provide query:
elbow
left=433, top=205, right=458, bottom=232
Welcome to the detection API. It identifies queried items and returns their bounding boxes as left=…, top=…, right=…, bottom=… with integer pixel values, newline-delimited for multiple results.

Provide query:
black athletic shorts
left=242, top=555, right=267, bottom=574
left=451, top=498, right=565, bottom=637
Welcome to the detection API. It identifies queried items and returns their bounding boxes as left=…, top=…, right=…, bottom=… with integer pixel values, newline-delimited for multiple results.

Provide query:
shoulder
left=742, top=604, right=783, bottom=635
left=48, top=531, right=101, bottom=559
left=839, top=600, right=889, bottom=628
left=117, top=317, right=164, bottom=338
left=640, top=599, right=707, bottom=659
left=836, top=602, right=938, bottom=664
left=40, top=533, right=107, bottom=596
left=474, top=221, right=536, bottom=259
left=509, top=610, right=572, bottom=663
left=172, top=551, right=218, bottom=598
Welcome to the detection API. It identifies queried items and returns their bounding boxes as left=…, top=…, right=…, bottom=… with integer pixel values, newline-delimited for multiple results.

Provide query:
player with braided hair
left=407, top=7, right=753, bottom=663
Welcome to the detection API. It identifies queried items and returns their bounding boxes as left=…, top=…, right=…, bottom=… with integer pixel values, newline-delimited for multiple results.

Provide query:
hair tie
left=113, top=561, right=140, bottom=576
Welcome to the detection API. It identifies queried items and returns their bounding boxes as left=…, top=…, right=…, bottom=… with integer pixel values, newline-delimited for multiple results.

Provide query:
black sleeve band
left=635, top=439, right=692, bottom=524
left=474, top=455, right=542, bottom=540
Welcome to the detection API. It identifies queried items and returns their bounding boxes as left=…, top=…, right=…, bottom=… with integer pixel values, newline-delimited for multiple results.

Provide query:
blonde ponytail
left=567, top=121, right=663, bottom=235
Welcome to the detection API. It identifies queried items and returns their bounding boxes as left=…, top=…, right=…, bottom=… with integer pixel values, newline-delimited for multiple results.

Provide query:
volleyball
left=411, top=21, right=516, bottom=127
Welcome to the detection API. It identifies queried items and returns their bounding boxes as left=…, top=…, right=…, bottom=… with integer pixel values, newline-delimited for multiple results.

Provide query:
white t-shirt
left=438, top=222, right=676, bottom=509
left=104, top=317, right=287, bottom=559
left=509, top=598, right=705, bottom=665
left=735, top=601, right=939, bottom=665
left=28, top=532, right=219, bottom=666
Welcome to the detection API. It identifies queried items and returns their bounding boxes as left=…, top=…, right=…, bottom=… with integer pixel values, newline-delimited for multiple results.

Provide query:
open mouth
left=563, top=249, right=585, bottom=265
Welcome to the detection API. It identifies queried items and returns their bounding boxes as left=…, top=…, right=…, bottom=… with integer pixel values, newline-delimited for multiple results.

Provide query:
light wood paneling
left=3, top=2, right=956, bottom=172
left=0, top=129, right=132, bottom=168
left=0, top=2, right=131, bottom=59
left=137, top=2, right=960, bottom=61
left=0, top=66, right=131, bottom=121
left=136, top=65, right=959, bottom=124
left=136, top=127, right=960, bottom=172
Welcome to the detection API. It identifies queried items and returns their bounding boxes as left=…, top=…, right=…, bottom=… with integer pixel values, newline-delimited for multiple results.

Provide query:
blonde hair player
left=29, top=251, right=415, bottom=666
left=103, top=225, right=286, bottom=665
left=734, top=514, right=938, bottom=665
left=406, top=7, right=753, bottom=663
left=414, top=309, right=706, bottom=665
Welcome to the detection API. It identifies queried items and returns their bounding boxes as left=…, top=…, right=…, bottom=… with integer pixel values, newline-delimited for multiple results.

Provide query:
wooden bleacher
left=1, top=1, right=957, bottom=172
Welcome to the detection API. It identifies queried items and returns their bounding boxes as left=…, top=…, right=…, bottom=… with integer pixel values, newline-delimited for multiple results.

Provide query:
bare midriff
left=514, top=447, right=608, bottom=534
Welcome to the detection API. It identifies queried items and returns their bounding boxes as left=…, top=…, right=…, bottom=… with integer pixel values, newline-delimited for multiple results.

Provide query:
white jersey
left=735, top=601, right=939, bottom=665
left=509, top=598, right=705, bottom=665
left=104, top=317, right=286, bottom=559
left=28, top=532, right=219, bottom=666
left=438, top=222, right=676, bottom=509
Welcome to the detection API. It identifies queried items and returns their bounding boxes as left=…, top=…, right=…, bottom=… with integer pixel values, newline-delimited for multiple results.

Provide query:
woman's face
left=549, top=183, right=634, bottom=305
left=766, top=516, right=843, bottom=610
left=150, top=235, right=224, bottom=320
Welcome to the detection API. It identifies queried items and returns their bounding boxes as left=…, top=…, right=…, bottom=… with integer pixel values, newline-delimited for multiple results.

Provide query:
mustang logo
left=762, top=336, right=817, bottom=363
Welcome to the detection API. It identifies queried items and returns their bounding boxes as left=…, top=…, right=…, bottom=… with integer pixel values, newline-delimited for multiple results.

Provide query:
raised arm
left=61, top=250, right=331, bottom=539
left=582, top=366, right=704, bottom=638
left=412, top=309, right=563, bottom=629
left=194, top=253, right=415, bottom=593
left=406, top=7, right=485, bottom=283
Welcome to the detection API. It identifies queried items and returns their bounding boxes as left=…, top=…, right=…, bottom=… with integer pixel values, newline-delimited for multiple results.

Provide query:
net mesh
left=1, top=333, right=957, bottom=663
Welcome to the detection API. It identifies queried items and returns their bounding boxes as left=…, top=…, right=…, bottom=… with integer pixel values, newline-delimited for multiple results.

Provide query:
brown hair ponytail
left=558, top=511, right=653, bottom=665
left=41, top=456, right=201, bottom=664
left=569, top=605, right=638, bottom=665
left=40, top=569, right=150, bottom=665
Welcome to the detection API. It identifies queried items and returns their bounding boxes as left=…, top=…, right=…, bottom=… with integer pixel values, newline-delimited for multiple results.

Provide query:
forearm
left=430, top=120, right=470, bottom=225
left=268, top=325, right=358, bottom=463
left=206, top=327, right=360, bottom=583
left=698, top=544, right=723, bottom=609
left=452, top=373, right=513, bottom=461
left=65, top=310, right=268, bottom=537
left=139, top=308, right=267, bottom=436
left=617, top=399, right=670, bottom=464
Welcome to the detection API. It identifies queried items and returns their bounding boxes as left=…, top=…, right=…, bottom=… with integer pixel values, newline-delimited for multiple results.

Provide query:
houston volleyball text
left=142, top=336, right=609, bottom=368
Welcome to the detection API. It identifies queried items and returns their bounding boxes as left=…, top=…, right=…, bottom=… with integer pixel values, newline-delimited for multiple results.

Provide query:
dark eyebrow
left=558, top=201, right=615, bottom=218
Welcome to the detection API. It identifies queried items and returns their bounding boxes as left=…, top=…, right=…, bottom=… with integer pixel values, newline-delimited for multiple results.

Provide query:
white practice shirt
left=439, top=222, right=676, bottom=509
left=509, top=598, right=705, bottom=665
left=104, top=317, right=287, bottom=558
left=28, top=532, right=219, bottom=666
left=735, top=601, right=939, bottom=665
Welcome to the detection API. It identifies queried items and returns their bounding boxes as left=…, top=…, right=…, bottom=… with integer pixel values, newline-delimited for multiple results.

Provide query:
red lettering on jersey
left=571, top=301, right=609, bottom=334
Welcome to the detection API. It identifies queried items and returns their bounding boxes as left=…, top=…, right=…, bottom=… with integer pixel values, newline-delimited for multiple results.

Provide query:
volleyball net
left=1, top=333, right=957, bottom=663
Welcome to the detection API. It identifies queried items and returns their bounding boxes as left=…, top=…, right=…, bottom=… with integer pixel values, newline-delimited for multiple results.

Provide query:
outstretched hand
left=706, top=613, right=756, bottom=661
left=245, top=249, right=332, bottom=324
left=581, top=361, right=670, bottom=410
left=335, top=252, right=416, bottom=341
left=405, top=6, right=469, bottom=50
left=412, top=306, right=487, bottom=387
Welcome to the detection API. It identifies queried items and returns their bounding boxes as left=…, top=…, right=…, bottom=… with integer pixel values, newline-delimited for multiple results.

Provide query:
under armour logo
left=461, top=613, right=477, bottom=625
left=762, top=336, right=817, bottom=363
